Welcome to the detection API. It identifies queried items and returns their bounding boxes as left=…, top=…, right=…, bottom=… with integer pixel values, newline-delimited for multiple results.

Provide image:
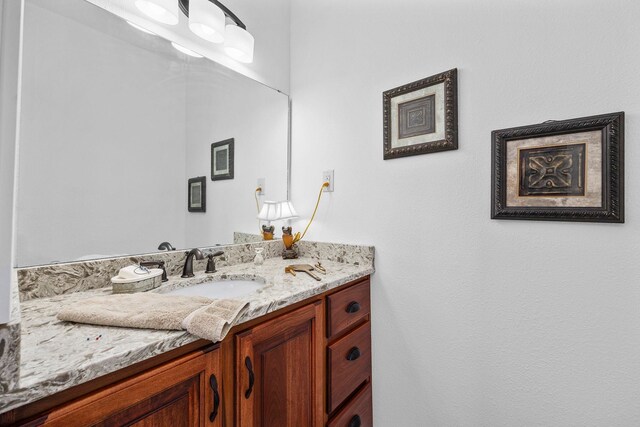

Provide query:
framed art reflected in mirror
left=188, top=176, right=206, bottom=213
left=491, top=112, right=624, bottom=223
left=211, top=138, right=235, bottom=181
left=383, top=68, right=458, bottom=160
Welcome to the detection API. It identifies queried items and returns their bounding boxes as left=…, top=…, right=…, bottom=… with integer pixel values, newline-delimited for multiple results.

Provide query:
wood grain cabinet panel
left=327, top=280, right=370, bottom=339
left=235, top=301, right=324, bottom=427
left=20, top=347, right=222, bottom=427
left=327, top=321, right=372, bottom=413
left=327, top=382, right=373, bottom=427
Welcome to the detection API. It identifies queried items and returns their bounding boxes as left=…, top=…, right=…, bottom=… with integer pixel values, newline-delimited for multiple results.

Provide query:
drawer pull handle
left=244, top=356, right=255, bottom=399
left=209, top=374, right=220, bottom=422
left=346, top=347, right=361, bottom=361
left=346, top=301, right=361, bottom=313
left=349, top=415, right=362, bottom=427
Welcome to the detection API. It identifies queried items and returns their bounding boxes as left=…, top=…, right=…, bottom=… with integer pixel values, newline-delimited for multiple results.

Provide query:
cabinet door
left=236, top=301, right=324, bottom=427
left=32, top=346, right=223, bottom=427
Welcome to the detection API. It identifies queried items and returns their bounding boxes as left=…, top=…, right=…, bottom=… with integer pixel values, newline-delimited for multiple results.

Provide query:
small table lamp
left=272, top=182, right=330, bottom=258
left=257, top=201, right=298, bottom=241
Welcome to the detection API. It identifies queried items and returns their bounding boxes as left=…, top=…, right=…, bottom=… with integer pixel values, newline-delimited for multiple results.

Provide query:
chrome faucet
left=181, top=248, right=204, bottom=278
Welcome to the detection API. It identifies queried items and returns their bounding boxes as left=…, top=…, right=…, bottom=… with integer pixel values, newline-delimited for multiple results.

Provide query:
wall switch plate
left=257, top=178, right=265, bottom=195
left=322, top=170, right=334, bottom=192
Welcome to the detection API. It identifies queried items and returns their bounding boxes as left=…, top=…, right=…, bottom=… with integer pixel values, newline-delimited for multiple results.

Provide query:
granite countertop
left=0, top=256, right=373, bottom=414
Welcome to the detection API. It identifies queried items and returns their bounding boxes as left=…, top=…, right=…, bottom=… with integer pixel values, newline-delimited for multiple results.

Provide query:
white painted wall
left=16, top=0, right=188, bottom=265
left=184, top=64, right=289, bottom=246
left=289, top=0, right=640, bottom=425
left=0, top=0, right=22, bottom=324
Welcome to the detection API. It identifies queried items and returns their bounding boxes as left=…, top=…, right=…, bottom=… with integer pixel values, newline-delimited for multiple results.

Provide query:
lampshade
left=135, top=0, right=179, bottom=25
left=279, top=201, right=299, bottom=220
left=188, top=0, right=226, bottom=43
left=224, top=25, right=254, bottom=63
left=257, top=201, right=298, bottom=222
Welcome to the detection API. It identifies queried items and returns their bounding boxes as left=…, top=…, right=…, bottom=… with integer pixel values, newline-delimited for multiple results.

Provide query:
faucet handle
left=139, top=260, right=168, bottom=282
left=205, top=251, right=225, bottom=274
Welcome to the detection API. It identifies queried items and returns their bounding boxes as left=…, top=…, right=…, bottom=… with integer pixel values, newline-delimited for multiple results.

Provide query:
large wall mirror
left=15, top=0, right=289, bottom=267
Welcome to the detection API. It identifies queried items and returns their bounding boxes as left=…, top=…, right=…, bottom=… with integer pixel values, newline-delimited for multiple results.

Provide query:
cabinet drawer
left=327, top=321, right=371, bottom=413
left=327, top=280, right=370, bottom=338
left=327, top=382, right=372, bottom=427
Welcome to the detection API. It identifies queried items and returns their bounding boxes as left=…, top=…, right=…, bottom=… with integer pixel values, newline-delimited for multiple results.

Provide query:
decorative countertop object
left=111, top=265, right=164, bottom=294
left=253, top=247, right=264, bottom=265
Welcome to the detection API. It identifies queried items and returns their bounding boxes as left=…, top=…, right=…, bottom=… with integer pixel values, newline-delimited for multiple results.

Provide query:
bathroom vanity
left=0, top=241, right=374, bottom=426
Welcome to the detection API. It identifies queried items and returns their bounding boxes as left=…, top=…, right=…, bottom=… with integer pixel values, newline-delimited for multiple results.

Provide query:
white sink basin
left=164, top=279, right=263, bottom=299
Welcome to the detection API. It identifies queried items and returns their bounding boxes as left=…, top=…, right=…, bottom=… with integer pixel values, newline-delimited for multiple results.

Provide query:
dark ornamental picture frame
left=211, top=138, right=235, bottom=181
left=188, top=176, right=206, bottom=213
left=491, top=112, right=624, bottom=223
left=383, top=68, right=458, bottom=160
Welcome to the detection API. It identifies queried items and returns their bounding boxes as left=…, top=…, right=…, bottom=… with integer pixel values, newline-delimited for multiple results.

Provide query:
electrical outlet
left=322, top=170, right=334, bottom=192
left=257, top=178, right=265, bottom=195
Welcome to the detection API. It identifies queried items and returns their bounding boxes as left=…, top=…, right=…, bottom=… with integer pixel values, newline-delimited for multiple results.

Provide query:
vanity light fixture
left=135, top=0, right=179, bottom=25
left=171, top=42, right=203, bottom=58
left=187, top=0, right=226, bottom=43
left=223, top=24, right=254, bottom=63
left=126, top=21, right=156, bottom=35
left=180, top=0, right=254, bottom=63
left=135, top=0, right=255, bottom=62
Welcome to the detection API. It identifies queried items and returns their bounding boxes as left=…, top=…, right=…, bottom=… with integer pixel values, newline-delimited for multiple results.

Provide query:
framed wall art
left=188, top=176, right=206, bottom=213
left=383, top=68, right=458, bottom=159
left=211, top=138, right=234, bottom=181
left=491, top=112, right=624, bottom=223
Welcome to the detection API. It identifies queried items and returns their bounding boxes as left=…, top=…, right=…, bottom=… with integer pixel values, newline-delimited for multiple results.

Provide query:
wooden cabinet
left=327, top=322, right=372, bottom=413
left=326, top=383, right=372, bottom=427
left=235, top=301, right=324, bottom=427
left=2, top=277, right=373, bottom=427
left=326, top=279, right=373, bottom=426
left=24, top=345, right=222, bottom=427
left=326, top=280, right=370, bottom=339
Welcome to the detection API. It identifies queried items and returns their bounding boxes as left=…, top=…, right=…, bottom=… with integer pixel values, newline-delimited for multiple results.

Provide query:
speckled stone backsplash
left=233, top=232, right=263, bottom=244
left=0, top=322, right=20, bottom=393
left=16, top=240, right=375, bottom=302
left=297, top=241, right=375, bottom=266
left=18, top=241, right=284, bottom=301
left=0, top=272, right=21, bottom=392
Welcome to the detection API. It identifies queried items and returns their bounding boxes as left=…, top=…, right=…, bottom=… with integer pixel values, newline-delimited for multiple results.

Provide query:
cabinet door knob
left=244, top=356, right=255, bottom=399
left=349, top=415, right=362, bottom=427
left=346, top=301, right=361, bottom=313
left=209, top=374, right=220, bottom=422
left=346, top=347, right=361, bottom=361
